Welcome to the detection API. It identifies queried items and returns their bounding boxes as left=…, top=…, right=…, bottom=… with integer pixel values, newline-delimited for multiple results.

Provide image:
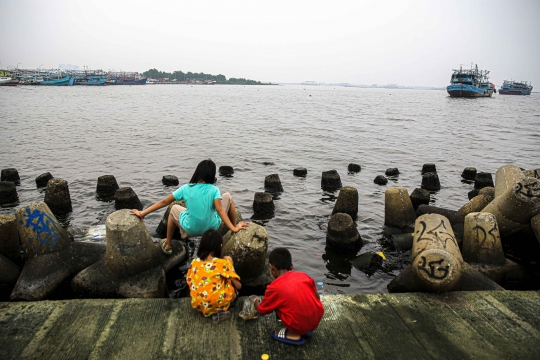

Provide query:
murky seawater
left=1, top=85, right=539, bottom=296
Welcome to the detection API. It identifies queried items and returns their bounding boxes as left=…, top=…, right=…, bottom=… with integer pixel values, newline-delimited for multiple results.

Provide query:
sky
left=1, top=0, right=539, bottom=86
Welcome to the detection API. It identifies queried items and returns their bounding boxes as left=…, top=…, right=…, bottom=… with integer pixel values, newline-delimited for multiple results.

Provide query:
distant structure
left=301, top=81, right=319, bottom=86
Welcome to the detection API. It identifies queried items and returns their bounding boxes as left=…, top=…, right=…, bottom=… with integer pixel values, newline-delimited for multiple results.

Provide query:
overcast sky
left=1, top=0, right=539, bottom=86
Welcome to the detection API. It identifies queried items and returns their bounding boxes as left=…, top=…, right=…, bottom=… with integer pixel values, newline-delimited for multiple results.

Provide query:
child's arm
left=131, top=194, right=175, bottom=219
left=214, top=199, right=248, bottom=233
left=231, top=278, right=242, bottom=290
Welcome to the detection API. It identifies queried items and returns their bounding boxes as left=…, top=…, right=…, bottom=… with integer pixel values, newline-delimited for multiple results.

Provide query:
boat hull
left=111, top=78, right=147, bottom=85
left=447, top=84, right=494, bottom=97
left=498, top=89, right=531, bottom=95
left=0, top=78, right=19, bottom=86
left=40, top=77, right=75, bottom=86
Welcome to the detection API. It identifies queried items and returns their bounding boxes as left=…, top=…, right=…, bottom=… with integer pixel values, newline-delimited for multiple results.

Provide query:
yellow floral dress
left=186, top=257, right=240, bottom=317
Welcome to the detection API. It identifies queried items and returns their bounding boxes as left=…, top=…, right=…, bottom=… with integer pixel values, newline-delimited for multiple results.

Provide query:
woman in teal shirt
left=131, top=160, right=248, bottom=255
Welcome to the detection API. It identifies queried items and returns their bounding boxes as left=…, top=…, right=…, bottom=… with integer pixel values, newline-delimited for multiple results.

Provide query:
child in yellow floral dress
left=186, top=229, right=242, bottom=317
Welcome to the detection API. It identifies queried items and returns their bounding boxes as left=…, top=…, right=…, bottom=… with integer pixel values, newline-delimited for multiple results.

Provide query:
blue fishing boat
left=447, top=64, right=494, bottom=97
left=74, top=75, right=107, bottom=85
left=40, top=76, right=75, bottom=86
left=499, top=80, right=533, bottom=95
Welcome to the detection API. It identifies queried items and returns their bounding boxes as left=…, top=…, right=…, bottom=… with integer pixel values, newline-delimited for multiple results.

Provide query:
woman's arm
left=214, top=198, right=248, bottom=233
left=130, top=194, right=175, bottom=219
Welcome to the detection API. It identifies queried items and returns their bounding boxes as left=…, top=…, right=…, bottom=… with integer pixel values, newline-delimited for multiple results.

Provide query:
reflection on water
left=1, top=85, right=539, bottom=296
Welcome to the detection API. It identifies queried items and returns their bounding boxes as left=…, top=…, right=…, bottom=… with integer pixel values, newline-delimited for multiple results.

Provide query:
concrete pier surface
left=1, top=291, right=540, bottom=360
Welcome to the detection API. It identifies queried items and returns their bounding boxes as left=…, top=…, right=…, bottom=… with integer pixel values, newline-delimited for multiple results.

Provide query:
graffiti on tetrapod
left=417, top=256, right=450, bottom=280
left=23, top=207, right=61, bottom=246
left=416, top=220, right=458, bottom=249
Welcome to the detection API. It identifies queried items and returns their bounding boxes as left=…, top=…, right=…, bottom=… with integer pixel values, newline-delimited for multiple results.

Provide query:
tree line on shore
left=142, top=68, right=264, bottom=85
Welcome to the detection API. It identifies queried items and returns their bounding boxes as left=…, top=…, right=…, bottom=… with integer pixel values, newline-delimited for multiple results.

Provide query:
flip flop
left=272, top=328, right=305, bottom=346
left=160, top=239, right=172, bottom=256
left=303, top=331, right=314, bottom=338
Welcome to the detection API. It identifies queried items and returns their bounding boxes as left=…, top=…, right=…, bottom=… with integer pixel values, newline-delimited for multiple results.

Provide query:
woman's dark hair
left=269, top=247, right=292, bottom=270
left=197, top=229, right=223, bottom=260
left=189, top=159, right=216, bottom=184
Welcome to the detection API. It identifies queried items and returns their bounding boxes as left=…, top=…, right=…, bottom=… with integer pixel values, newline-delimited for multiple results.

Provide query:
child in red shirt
left=255, top=248, right=324, bottom=346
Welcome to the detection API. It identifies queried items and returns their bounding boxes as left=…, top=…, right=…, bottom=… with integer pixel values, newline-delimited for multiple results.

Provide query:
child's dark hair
left=189, top=159, right=216, bottom=185
left=269, top=247, right=292, bottom=270
left=197, top=229, right=223, bottom=260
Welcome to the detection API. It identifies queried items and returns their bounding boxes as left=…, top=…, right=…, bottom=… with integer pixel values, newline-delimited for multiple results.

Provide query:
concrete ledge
left=1, top=291, right=540, bottom=359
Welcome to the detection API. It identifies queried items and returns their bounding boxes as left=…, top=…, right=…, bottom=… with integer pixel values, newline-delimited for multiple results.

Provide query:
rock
left=222, top=223, right=268, bottom=281
left=411, top=214, right=462, bottom=292
left=416, top=204, right=462, bottom=226
left=352, top=252, right=383, bottom=273
left=462, top=212, right=505, bottom=265
left=461, top=167, right=477, bottom=181
left=410, top=188, right=430, bottom=210
left=219, top=166, right=234, bottom=176
left=321, top=170, right=342, bottom=190
left=253, top=192, right=275, bottom=215
left=35, top=172, right=53, bottom=188
left=332, top=186, right=358, bottom=220
left=0, top=254, right=20, bottom=299
left=481, top=177, right=540, bottom=237
left=479, top=186, right=495, bottom=198
left=155, top=200, right=185, bottom=238
left=421, top=163, right=437, bottom=174
left=495, top=165, right=524, bottom=197
left=241, top=257, right=273, bottom=292
left=96, top=175, right=120, bottom=198
left=374, top=175, right=388, bottom=185
left=468, top=189, right=480, bottom=200
left=533, top=214, right=540, bottom=245
left=391, top=233, right=414, bottom=251
left=456, top=195, right=493, bottom=220
left=523, top=168, right=540, bottom=179
left=1, top=168, right=20, bottom=184
left=72, top=210, right=183, bottom=298
left=44, top=178, right=73, bottom=215
left=115, top=187, right=143, bottom=210
left=0, top=181, right=18, bottom=205
left=293, top=167, right=307, bottom=177
left=348, top=163, right=361, bottom=173
left=384, top=187, right=416, bottom=229
left=0, top=215, right=21, bottom=265
left=15, top=202, right=71, bottom=259
left=474, top=172, right=494, bottom=190
left=10, top=242, right=106, bottom=301
left=421, top=172, right=440, bottom=191
left=385, top=168, right=399, bottom=176
left=326, top=213, right=362, bottom=253
left=264, top=174, right=284, bottom=193
left=162, top=175, right=179, bottom=186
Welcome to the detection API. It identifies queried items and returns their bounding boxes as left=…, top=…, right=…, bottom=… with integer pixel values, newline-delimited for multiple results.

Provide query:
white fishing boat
left=0, top=69, right=19, bottom=86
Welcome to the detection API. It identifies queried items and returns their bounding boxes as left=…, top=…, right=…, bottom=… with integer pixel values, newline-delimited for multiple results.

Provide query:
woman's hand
left=130, top=209, right=145, bottom=220
left=232, top=221, right=249, bottom=233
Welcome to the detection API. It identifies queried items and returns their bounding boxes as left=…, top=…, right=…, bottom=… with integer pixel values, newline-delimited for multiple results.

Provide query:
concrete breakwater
left=1, top=163, right=540, bottom=302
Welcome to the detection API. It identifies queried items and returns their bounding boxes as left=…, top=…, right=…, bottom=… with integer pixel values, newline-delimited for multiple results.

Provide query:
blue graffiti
left=24, top=208, right=61, bottom=246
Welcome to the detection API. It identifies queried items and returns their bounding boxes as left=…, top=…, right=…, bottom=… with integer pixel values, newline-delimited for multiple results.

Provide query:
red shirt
left=257, top=271, right=324, bottom=335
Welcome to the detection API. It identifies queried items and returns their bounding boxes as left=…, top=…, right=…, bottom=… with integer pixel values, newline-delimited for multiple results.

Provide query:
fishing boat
left=74, top=75, right=107, bottom=85
left=109, top=77, right=147, bottom=85
left=39, top=76, right=75, bottom=86
left=447, top=64, right=494, bottom=97
left=0, top=69, right=19, bottom=86
left=499, top=80, right=533, bottom=95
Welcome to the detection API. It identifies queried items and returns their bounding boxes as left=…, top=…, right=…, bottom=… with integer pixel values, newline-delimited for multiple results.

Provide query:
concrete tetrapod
left=72, top=209, right=186, bottom=298
left=321, top=170, right=342, bottom=190
left=462, top=212, right=524, bottom=284
left=0, top=215, right=21, bottom=265
left=332, top=186, right=358, bottom=220
left=0, top=181, right=18, bottom=205
left=96, top=175, right=120, bottom=198
left=494, top=165, right=524, bottom=198
left=384, top=187, right=416, bottom=231
left=456, top=195, right=494, bottom=220
left=0, top=254, right=20, bottom=299
left=264, top=174, right=283, bottom=193
left=222, top=223, right=268, bottom=282
left=44, top=178, right=73, bottom=216
left=326, top=213, right=363, bottom=253
left=253, top=192, right=275, bottom=215
left=11, top=202, right=106, bottom=300
left=155, top=200, right=186, bottom=239
left=411, top=214, right=463, bottom=292
left=531, top=214, right=540, bottom=245
left=481, top=177, right=540, bottom=237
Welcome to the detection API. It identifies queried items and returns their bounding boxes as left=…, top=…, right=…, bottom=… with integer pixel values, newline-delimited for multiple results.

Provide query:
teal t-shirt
left=172, top=183, right=222, bottom=236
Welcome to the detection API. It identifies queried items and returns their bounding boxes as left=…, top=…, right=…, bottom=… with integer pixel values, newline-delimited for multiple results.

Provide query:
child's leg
left=166, top=205, right=189, bottom=249
left=221, top=193, right=236, bottom=227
